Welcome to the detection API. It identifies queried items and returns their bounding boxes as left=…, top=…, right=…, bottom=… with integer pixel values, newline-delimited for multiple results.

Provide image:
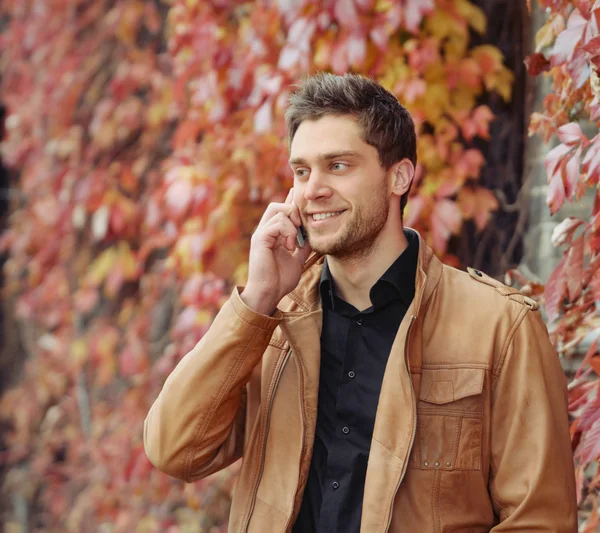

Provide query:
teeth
left=312, top=211, right=343, bottom=221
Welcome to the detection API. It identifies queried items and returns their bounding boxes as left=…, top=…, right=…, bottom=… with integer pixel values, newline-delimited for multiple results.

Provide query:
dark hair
left=285, top=72, right=417, bottom=213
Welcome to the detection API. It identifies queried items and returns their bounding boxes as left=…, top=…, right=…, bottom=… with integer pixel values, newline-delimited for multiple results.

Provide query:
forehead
left=290, top=115, right=372, bottom=160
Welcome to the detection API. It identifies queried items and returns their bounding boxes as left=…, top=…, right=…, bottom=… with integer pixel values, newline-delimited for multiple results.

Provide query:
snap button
left=348, top=371, right=356, bottom=379
left=424, top=461, right=429, bottom=467
left=332, top=481, right=339, bottom=490
left=342, top=426, right=350, bottom=434
left=356, top=317, right=363, bottom=325
left=446, top=462, right=452, bottom=467
left=434, top=461, right=440, bottom=467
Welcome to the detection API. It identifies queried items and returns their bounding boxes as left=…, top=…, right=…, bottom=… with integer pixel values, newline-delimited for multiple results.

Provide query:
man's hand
left=240, top=188, right=313, bottom=315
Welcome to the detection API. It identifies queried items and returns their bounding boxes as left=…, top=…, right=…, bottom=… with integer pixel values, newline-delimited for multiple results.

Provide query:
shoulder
left=440, top=264, right=539, bottom=312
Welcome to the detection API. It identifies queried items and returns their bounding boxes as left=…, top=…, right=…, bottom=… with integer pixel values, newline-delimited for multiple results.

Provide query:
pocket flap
left=419, top=368, right=485, bottom=404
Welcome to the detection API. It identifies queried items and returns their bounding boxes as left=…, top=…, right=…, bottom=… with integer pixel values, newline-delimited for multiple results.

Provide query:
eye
left=331, top=162, right=348, bottom=172
left=294, top=168, right=309, bottom=178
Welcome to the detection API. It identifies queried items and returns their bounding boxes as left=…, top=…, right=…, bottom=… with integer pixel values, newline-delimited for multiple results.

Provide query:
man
left=144, top=73, right=577, bottom=532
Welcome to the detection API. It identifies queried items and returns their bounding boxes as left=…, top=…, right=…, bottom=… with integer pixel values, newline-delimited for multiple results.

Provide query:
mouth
left=307, top=210, right=346, bottom=227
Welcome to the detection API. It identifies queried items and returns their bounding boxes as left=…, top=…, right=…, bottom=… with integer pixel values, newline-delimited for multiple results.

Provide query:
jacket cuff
left=230, top=286, right=284, bottom=329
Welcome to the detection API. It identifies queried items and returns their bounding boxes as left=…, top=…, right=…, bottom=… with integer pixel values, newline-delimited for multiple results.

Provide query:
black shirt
left=292, top=231, right=419, bottom=533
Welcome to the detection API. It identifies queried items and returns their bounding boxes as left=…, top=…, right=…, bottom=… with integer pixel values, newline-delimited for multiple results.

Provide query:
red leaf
left=457, top=188, right=476, bottom=219
left=473, top=188, right=499, bottom=231
left=590, top=95, right=600, bottom=121
left=524, top=52, right=551, bottom=76
left=404, top=194, right=428, bottom=227
left=403, top=0, right=435, bottom=33
left=334, top=0, right=361, bottom=29
left=591, top=354, right=600, bottom=376
left=430, top=199, right=462, bottom=253
left=557, top=122, right=585, bottom=145
left=551, top=216, right=586, bottom=247
left=583, top=133, right=600, bottom=182
left=576, top=417, right=600, bottom=464
left=578, top=392, right=600, bottom=431
left=544, top=255, right=567, bottom=322
left=565, top=234, right=585, bottom=300
left=550, top=8, right=586, bottom=66
left=545, top=143, right=573, bottom=178
left=172, top=119, right=202, bottom=150
left=561, top=146, right=581, bottom=199
left=566, top=45, right=591, bottom=89
left=546, top=170, right=566, bottom=214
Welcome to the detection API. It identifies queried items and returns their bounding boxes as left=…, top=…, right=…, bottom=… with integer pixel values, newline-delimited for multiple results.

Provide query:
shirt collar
left=319, top=229, right=419, bottom=311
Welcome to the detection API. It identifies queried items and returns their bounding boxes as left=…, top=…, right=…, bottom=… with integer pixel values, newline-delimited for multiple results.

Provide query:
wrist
left=239, top=287, right=279, bottom=316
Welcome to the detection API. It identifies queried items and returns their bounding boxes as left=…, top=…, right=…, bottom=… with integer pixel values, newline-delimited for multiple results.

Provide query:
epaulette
left=467, top=267, right=539, bottom=311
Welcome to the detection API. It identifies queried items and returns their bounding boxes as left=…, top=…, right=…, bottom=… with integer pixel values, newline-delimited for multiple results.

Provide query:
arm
left=143, top=287, right=281, bottom=482
left=489, top=307, right=578, bottom=532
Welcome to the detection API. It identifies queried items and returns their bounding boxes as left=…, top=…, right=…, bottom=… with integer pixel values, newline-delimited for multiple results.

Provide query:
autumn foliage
left=522, top=0, right=600, bottom=528
left=0, top=0, right=517, bottom=530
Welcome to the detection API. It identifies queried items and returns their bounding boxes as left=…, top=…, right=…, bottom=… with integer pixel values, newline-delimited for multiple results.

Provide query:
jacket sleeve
left=143, top=287, right=282, bottom=482
left=489, top=307, right=578, bottom=532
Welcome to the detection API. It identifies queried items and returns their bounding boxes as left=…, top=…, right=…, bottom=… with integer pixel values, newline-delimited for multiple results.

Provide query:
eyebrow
left=288, top=150, right=364, bottom=166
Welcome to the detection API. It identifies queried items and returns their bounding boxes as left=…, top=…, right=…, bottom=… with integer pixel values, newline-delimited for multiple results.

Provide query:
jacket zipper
left=383, top=315, right=417, bottom=533
left=242, top=347, right=293, bottom=533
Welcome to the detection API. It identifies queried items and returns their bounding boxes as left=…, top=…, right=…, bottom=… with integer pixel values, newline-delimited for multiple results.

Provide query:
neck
left=326, top=226, right=409, bottom=311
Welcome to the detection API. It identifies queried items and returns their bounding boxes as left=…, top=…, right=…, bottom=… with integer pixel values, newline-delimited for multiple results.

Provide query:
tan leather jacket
left=144, top=231, right=578, bottom=532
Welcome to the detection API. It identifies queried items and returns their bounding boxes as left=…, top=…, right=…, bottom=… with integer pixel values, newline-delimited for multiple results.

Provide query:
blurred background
left=0, top=0, right=599, bottom=531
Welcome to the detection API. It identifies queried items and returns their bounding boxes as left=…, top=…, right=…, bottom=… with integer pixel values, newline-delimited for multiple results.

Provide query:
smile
left=311, top=210, right=345, bottom=221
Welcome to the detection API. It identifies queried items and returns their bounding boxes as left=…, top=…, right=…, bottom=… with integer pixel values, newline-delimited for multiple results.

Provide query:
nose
left=302, top=169, right=333, bottom=202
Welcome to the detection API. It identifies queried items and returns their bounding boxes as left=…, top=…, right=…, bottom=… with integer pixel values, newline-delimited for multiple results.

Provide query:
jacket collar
left=277, top=227, right=442, bottom=321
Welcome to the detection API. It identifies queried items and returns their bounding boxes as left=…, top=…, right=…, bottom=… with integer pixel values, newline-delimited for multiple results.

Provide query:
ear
left=390, top=159, right=414, bottom=196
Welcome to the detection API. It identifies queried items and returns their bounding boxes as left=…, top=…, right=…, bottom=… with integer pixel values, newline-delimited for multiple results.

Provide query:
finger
left=293, top=239, right=313, bottom=263
left=286, top=233, right=296, bottom=252
left=285, top=187, right=294, bottom=204
left=261, top=214, right=297, bottom=242
left=258, top=202, right=295, bottom=226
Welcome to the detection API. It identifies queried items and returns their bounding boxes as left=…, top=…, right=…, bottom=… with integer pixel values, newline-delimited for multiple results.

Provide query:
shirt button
left=348, top=371, right=356, bottom=379
left=342, top=426, right=350, bottom=434
left=332, top=481, right=340, bottom=490
left=356, top=317, right=363, bottom=325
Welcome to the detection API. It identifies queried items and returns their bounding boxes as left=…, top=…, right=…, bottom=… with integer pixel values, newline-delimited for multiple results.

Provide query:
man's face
left=289, top=115, right=390, bottom=260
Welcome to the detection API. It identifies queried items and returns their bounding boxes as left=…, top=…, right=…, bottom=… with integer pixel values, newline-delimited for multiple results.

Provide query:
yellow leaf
left=444, top=34, right=468, bottom=59
left=450, top=87, right=477, bottom=112
left=417, top=135, right=444, bottom=172
left=233, top=261, right=249, bottom=287
left=314, top=35, right=334, bottom=70
left=148, top=103, right=168, bottom=128
left=535, top=16, right=564, bottom=51
left=456, top=0, right=486, bottom=34
left=196, top=309, right=213, bottom=326
left=425, top=10, right=465, bottom=40
left=116, top=241, right=138, bottom=280
left=421, top=174, right=441, bottom=197
left=485, top=68, right=514, bottom=102
left=420, top=84, right=450, bottom=123
left=85, top=248, right=118, bottom=286
left=70, top=339, right=88, bottom=366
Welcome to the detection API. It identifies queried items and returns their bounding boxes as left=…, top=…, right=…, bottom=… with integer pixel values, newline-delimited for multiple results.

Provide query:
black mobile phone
left=296, top=225, right=307, bottom=248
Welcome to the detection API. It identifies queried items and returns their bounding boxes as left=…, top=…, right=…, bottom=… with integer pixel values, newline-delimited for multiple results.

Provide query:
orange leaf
left=473, top=188, right=499, bottom=231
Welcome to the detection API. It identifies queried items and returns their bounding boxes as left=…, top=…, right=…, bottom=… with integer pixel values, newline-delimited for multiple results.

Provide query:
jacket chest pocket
left=409, top=367, right=485, bottom=472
